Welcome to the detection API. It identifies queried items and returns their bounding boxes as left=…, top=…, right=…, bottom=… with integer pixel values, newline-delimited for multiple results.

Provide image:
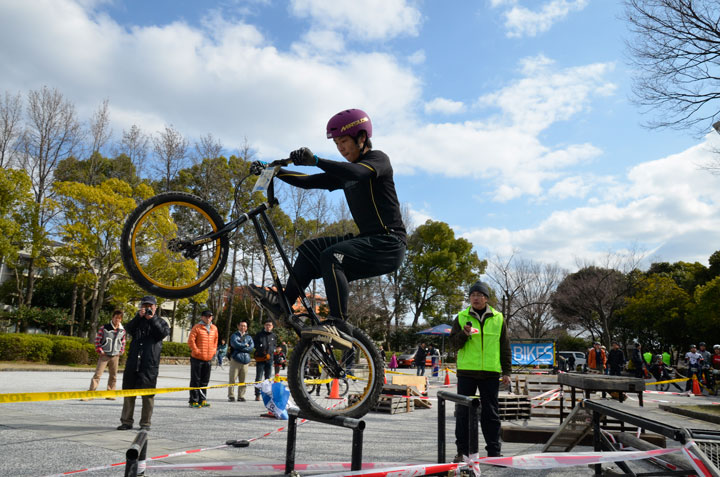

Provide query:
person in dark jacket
left=414, top=343, right=428, bottom=376
left=254, top=320, right=277, bottom=400
left=631, top=342, right=645, bottom=378
left=607, top=341, right=625, bottom=376
left=228, top=321, right=254, bottom=402
left=117, top=296, right=170, bottom=431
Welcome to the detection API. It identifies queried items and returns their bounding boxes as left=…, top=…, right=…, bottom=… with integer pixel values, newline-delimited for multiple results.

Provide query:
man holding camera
left=117, top=296, right=170, bottom=431
left=449, top=281, right=511, bottom=463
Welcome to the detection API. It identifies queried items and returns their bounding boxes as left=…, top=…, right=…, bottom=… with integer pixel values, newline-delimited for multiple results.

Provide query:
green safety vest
left=643, top=352, right=652, bottom=364
left=456, top=305, right=503, bottom=373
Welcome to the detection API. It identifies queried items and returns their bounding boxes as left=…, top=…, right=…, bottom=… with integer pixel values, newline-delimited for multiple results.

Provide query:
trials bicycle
left=120, top=159, right=384, bottom=419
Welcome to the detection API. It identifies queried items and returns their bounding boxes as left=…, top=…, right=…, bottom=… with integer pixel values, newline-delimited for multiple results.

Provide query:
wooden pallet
left=498, top=394, right=530, bottom=421
left=373, top=395, right=414, bottom=414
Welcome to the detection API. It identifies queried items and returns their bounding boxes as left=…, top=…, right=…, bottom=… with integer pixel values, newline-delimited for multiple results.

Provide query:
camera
left=145, top=307, right=153, bottom=317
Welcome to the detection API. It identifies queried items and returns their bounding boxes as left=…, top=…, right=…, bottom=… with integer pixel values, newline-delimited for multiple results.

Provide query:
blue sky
left=1, top=0, right=719, bottom=271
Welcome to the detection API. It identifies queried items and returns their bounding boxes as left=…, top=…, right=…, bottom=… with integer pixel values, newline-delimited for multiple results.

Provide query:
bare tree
left=193, top=133, right=223, bottom=163
left=551, top=252, right=644, bottom=346
left=624, top=0, right=720, bottom=133
left=0, top=91, right=22, bottom=168
left=86, top=99, right=112, bottom=184
left=152, top=124, right=188, bottom=191
left=116, top=124, right=150, bottom=177
left=18, top=86, right=83, bottom=304
left=513, top=261, right=566, bottom=339
left=485, top=253, right=530, bottom=331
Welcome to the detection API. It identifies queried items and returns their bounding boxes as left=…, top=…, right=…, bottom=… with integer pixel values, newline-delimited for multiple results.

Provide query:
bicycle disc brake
left=167, top=237, right=203, bottom=259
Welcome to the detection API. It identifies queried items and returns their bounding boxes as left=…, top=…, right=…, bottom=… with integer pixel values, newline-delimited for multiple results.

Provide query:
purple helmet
left=326, top=109, right=372, bottom=139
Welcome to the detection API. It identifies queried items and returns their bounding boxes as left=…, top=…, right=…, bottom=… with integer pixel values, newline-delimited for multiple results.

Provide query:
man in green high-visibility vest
left=449, top=281, right=511, bottom=463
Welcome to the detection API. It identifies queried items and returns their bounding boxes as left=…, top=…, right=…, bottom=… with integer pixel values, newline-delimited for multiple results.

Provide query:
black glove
left=250, top=161, right=266, bottom=176
left=290, top=147, right=317, bottom=166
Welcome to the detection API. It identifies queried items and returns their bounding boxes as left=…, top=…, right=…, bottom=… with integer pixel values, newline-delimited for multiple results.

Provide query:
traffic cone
left=444, top=370, right=451, bottom=386
left=328, top=379, right=342, bottom=399
left=383, top=373, right=387, bottom=385
left=692, top=375, right=702, bottom=396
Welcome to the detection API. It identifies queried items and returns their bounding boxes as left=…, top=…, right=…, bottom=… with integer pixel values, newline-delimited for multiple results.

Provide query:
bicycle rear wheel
left=121, top=192, right=229, bottom=299
left=287, top=328, right=384, bottom=419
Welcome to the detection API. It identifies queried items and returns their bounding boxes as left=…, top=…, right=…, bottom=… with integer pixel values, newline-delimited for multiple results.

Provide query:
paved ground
left=0, top=365, right=717, bottom=476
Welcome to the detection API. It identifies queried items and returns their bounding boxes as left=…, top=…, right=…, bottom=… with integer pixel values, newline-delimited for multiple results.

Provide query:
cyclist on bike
left=684, top=344, right=703, bottom=392
left=713, top=345, right=720, bottom=370
left=249, top=109, right=406, bottom=350
left=649, top=354, right=683, bottom=391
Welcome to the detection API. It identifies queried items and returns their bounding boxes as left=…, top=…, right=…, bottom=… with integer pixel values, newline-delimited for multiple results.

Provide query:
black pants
left=610, top=365, right=623, bottom=376
left=255, top=360, right=273, bottom=396
left=455, top=375, right=501, bottom=457
left=189, top=357, right=211, bottom=404
left=284, top=234, right=405, bottom=319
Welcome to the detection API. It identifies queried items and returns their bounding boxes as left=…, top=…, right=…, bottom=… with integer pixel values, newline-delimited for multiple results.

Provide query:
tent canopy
left=416, top=324, right=452, bottom=336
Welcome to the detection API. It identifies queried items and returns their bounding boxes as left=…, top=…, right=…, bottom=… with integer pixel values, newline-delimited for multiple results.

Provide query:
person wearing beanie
left=449, top=281, right=511, bottom=462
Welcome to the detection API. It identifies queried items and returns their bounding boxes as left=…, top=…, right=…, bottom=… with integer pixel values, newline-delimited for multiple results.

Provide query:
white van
left=558, top=351, right=587, bottom=372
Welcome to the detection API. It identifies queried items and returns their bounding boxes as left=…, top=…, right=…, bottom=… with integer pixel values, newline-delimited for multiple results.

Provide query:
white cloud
left=289, top=0, right=422, bottom=41
left=407, top=49, right=426, bottom=65
left=494, top=0, right=589, bottom=38
left=460, top=138, right=720, bottom=270
left=0, top=0, right=611, bottom=203
left=0, top=0, right=420, bottom=160
left=424, top=98, right=466, bottom=115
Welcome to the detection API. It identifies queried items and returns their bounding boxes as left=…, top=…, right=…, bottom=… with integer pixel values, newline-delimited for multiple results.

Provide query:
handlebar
left=268, top=158, right=292, bottom=167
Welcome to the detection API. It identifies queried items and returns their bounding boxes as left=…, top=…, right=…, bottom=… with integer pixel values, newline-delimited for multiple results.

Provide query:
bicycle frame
left=175, top=160, right=349, bottom=374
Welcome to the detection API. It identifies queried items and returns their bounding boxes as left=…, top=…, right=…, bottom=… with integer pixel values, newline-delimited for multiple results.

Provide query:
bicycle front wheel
left=287, top=328, right=384, bottom=420
left=121, top=192, right=229, bottom=299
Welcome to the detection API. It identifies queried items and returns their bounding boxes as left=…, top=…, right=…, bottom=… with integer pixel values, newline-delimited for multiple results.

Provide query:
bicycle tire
left=121, top=192, right=229, bottom=299
left=287, top=328, right=384, bottom=420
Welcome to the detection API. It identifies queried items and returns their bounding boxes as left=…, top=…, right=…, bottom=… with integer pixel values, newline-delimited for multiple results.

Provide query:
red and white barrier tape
left=146, top=461, right=405, bottom=474
left=42, top=416, right=312, bottom=477
left=531, top=391, right=561, bottom=408
left=530, top=387, right=560, bottom=400
left=138, top=445, right=702, bottom=477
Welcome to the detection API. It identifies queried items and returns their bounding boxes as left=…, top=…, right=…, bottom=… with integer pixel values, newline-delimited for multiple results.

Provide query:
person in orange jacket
left=587, top=341, right=607, bottom=374
left=188, top=310, right=219, bottom=407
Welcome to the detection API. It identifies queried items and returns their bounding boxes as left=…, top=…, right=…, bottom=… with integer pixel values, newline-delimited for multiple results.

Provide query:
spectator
left=216, top=338, right=227, bottom=369
left=607, top=341, right=625, bottom=376
left=587, top=342, right=607, bottom=374
left=685, top=344, right=703, bottom=392
left=273, top=346, right=287, bottom=376
left=228, top=321, right=254, bottom=402
left=118, top=296, right=170, bottom=431
left=188, top=310, right=218, bottom=408
left=567, top=353, right=576, bottom=373
left=254, top=320, right=277, bottom=401
left=82, top=310, right=126, bottom=401
left=698, top=342, right=712, bottom=385
left=662, top=349, right=672, bottom=367
left=449, top=281, right=511, bottom=462
left=389, top=352, right=398, bottom=371
left=643, top=349, right=653, bottom=367
left=414, top=343, right=428, bottom=376
left=631, top=343, right=645, bottom=378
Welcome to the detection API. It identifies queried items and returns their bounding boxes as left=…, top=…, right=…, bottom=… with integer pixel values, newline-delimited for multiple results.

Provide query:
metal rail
left=285, top=407, right=366, bottom=474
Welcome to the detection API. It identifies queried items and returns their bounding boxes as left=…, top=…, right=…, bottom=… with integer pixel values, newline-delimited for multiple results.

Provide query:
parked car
left=558, top=351, right=587, bottom=372
left=397, top=348, right=435, bottom=368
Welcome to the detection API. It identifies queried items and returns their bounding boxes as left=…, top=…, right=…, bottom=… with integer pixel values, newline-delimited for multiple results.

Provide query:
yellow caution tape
left=0, top=373, right=369, bottom=404
left=645, top=377, right=689, bottom=386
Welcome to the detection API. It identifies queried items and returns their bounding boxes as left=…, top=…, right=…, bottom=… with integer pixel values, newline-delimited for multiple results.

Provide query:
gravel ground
left=1, top=365, right=716, bottom=476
